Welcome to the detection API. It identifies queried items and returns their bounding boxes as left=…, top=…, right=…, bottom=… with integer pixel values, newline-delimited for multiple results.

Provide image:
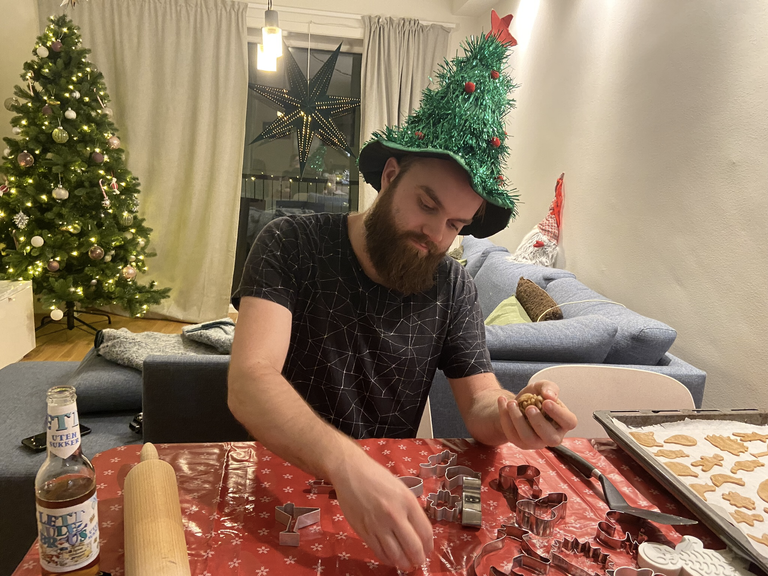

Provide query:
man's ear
left=380, top=156, right=401, bottom=190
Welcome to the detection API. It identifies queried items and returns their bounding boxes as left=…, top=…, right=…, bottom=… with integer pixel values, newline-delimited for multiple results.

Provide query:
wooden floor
left=24, top=312, right=190, bottom=362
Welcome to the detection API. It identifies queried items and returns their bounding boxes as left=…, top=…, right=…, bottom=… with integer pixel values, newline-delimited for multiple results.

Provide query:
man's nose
left=421, top=217, right=444, bottom=245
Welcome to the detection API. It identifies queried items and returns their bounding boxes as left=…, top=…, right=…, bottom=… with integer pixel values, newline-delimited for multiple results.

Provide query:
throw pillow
left=484, top=295, right=532, bottom=326
left=484, top=315, right=618, bottom=363
left=516, top=277, right=563, bottom=322
left=66, top=347, right=143, bottom=414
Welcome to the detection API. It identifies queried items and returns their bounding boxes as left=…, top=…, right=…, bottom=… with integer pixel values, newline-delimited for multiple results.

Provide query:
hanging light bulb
left=257, top=43, right=278, bottom=72
left=262, top=1, right=282, bottom=58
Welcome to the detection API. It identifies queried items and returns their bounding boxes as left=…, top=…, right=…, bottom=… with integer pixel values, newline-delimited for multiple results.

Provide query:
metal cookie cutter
left=551, top=537, right=613, bottom=576
left=515, top=492, right=568, bottom=538
left=275, top=502, right=321, bottom=546
left=443, top=465, right=481, bottom=490
left=461, top=476, right=483, bottom=528
left=425, top=489, right=461, bottom=523
left=307, top=479, right=335, bottom=495
left=399, top=476, right=424, bottom=497
left=419, top=449, right=457, bottom=478
left=596, top=510, right=653, bottom=556
left=490, top=464, right=543, bottom=510
left=468, top=523, right=551, bottom=576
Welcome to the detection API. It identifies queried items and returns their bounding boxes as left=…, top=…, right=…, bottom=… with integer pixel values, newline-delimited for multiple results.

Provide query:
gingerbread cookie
left=731, top=510, right=764, bottom=526
left=731, top=460, right=765, bottom=474
left=733, top=432, right=768, bottom=443
left=664, top=434, right=697, bottom=446
left=663, top=462, right=698, bottom=477
left=711, top=474, right=746, bottom=488
left=749, top=533, right=768, bottom=547
left=722, top=491, right=755, bottom=510
left=689, top=483, right=716, bottom=501
left=757, top=479, right=768, bottom=504
left=630, top=431, right=663, bottom=448
left=706, top=435, right=748, bottom=456
left=691, top=454, right=724, bottom=472
left=654, top=449, right=689, bottom=459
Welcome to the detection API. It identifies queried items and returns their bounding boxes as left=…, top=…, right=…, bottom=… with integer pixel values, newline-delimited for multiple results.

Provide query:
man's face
left=364, top=157, right=483, bottom=295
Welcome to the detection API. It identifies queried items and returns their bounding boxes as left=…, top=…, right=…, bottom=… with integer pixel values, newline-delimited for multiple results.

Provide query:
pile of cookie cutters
left=468, top=463, right=670, bottom=576
left=416, top=449, right=483, bottom=528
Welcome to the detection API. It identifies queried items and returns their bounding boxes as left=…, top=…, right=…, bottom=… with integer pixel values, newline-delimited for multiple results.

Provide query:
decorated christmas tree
left=0, top=14, right=169, bottom=321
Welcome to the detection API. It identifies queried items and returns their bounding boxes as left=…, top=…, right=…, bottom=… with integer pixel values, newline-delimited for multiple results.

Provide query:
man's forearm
left=464, top=387, right=517, bottom=446
left=228, top=363, right=364, bottom=481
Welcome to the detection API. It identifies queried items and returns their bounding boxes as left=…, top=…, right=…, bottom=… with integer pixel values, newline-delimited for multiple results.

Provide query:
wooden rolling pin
left=124, top=443, right=191, bottom=576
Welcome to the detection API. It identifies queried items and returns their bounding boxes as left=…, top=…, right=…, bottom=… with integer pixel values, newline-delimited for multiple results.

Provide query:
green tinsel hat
left=359, top=11, right=519, bottom=238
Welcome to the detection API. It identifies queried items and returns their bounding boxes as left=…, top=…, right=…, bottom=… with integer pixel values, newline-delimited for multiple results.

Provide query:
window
left=232, top=43, right=362, bottom=293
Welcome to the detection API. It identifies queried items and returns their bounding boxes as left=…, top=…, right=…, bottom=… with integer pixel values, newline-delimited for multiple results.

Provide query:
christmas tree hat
left=358, top=11, right=519, bottom=238
left=0, top=14, right=169, bottom=317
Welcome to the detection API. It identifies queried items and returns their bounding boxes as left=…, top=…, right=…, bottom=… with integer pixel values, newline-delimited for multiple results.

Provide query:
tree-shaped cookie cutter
left=275, top=502, right=321, bottom=546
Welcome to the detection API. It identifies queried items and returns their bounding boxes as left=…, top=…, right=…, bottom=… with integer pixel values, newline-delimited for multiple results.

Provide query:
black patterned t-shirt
left=233, top=213, right=492, bottom=439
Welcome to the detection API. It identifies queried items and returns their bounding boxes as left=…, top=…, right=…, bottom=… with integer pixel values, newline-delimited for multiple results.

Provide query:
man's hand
left=497, top=379, right=578, bottom=449
left=329, top=450, right=433, bottom=572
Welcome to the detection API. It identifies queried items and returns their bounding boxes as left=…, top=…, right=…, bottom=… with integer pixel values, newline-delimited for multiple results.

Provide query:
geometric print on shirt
left=234, top=213, right=492, bottom=438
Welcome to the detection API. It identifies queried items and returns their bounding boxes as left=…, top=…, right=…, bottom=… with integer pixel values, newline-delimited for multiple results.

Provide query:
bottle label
left=47, top=401, right=80, bottom=459
left=36, top=493, right=99, bottom=572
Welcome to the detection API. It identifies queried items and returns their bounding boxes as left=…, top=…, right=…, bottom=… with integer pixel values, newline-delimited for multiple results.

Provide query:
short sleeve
left=231, top=216, right=302, bottom=312
left=438, top=268, right=493, bottom=379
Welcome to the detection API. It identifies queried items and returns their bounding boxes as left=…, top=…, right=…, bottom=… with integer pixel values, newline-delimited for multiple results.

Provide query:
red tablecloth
left=13, top=437, right=720, bottom=576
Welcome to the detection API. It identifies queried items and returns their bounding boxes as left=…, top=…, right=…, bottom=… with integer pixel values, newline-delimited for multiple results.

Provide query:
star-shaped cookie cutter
left=275, top=502, right=321, bottom=546
left=419, top=449, right=458, bottom=478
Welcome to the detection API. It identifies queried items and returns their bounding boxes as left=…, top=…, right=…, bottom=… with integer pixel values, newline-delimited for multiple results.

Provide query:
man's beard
left=364, top=185, right=446, bottom=295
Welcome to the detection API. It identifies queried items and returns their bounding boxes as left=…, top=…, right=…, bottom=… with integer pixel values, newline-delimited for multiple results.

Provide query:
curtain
left=36, top=0, right=248, bottom=322
left=359, top=16, right=451, bottom=210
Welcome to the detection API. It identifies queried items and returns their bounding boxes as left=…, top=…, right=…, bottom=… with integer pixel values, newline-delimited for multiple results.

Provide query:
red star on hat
left=487, top=10, right=517, bottom=47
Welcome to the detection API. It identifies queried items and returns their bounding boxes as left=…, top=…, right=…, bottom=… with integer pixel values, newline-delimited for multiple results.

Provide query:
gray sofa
left=0, top=237, right=705, bottom=575
left=428, top=236, right=706, bottom=438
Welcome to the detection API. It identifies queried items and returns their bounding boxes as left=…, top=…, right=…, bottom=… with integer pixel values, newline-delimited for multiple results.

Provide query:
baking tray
left=594, top=408, right=768, bottom=575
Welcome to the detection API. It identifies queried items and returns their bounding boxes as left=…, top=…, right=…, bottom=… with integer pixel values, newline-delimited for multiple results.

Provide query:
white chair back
left=528, top=365, right=695, bottom=438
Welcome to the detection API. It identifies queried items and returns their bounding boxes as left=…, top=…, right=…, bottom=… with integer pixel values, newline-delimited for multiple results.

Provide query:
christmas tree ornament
left=64, top=108, right=77, bottom=120
left=41, top=104, right=53, bottom=116
left=88, top=245, right=104, bottom=260
left=107, top=135, right=120, bottom=149
left=491, top=70, right=500, bottom=79
left=124, top=231, right=134, bottom=239
left=31, top=235, right=44, bottom=248
left=122, top=265, right=137, bottom=280
left=0, top=178, right=8, bottom=197
left=70, top=223, right=81, bottom=233
left=12, top=127, right=21, bottom=135
left=52, top=127, right=69, bottom=143
left=102, top=107, right=113, bottom=117
left=3, top=148, right=10, bottom=158
left=71, top=90, right=80, bottom=99
left=51, top=40, right=63, bottom=52
left=50, top=308, right=64, bottom=321
left=17, top=151, right=35, bottom=167
left=4, top=97, right=19, bottom=111
left=491, top=137, right=501, bottom=148
left=98, top=178, right=111, bottom=207
left=358, top=9, right=519, bottom=238
left=91, top=151, right=104, bottom=163
left=109, top=176, right=119, bottom=194
left=90, top=279, right=97, bottom=285
left=511, top=173, right=565, bottom=267
left=249, top=43, right=360, bottom=178
left=121, top=213, right=134, bottom=226
left=104, top=254, right=112, bottom=262
left=129, top=255, right=136, bottom=262
left=36, top=46, right=49, bottom=58
left=47, top=259, right=60, bottom=271
left=14, top=211, right=30, bottom=229
left=137, top=238, right=146, bottom=248
left=52, top=186, right=69, bottom=200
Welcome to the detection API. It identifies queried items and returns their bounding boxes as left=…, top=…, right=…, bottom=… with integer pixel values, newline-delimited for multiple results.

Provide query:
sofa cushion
left=545, top=278, right=677, bottom=365
left=66, top=348, right=143, bottom=414
left=517, top=278, right=563, bottom=322
left=461, top=235, right=509, bottom=277
left=472, top=252, right=575, bottom=319
left=485, top=295, right=531, bottom=326
left=485, top=315, right=618, bottom=363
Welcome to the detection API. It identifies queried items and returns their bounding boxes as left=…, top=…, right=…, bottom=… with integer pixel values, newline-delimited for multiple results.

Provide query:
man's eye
left=420, top=201, right=436, bottom=212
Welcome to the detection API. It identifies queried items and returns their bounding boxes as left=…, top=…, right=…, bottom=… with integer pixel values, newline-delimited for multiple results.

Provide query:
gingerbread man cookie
left=722, top=491, right=755, bottom=510
left=691, top=454, right=724, bottom=472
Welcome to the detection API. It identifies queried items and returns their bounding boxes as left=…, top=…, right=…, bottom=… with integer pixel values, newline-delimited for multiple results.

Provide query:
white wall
left=0, top=0, right=39, bottom=144
left=482, top=0, right=768, bottom=409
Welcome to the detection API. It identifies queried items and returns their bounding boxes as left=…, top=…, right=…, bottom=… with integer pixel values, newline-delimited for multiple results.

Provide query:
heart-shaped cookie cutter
left=419, top=449, right=458, bottom=478
left=515, top=492, right=569, bottom=538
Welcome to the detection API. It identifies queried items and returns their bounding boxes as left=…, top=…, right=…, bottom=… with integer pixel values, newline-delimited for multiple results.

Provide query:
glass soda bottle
left=35, top=385, right=100, bottom=575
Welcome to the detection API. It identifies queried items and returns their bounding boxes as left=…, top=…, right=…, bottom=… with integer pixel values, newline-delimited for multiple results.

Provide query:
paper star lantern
left=249, top=43, right=360, bottom=178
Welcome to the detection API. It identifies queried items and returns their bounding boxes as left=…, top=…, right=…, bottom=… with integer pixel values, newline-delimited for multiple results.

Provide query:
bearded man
left=229, top=151, right=578, bottom=572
